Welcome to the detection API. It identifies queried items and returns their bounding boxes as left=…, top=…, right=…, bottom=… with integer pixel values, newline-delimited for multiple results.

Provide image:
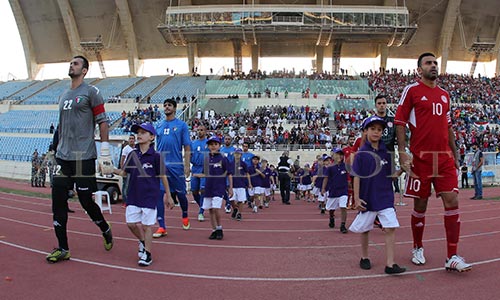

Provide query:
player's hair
left=73, top=55, right=89, bottom=70
left=374, top=94, right=388, bottom=104
left=417, top=52, right=436, bottom=68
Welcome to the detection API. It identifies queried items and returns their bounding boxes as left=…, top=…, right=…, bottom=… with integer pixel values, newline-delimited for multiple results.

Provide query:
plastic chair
left=93, top=191, right=112, bottom=214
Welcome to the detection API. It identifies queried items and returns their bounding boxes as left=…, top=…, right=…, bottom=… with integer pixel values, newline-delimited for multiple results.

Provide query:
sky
left=0, top=0, right=497, bottom=82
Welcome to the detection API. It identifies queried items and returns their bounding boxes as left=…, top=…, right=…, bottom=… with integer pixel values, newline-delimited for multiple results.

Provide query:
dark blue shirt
left=248, top=164, right=262, bottom=187
left=325, top=162, right=349, bottom=197
left=352, top=141, right=394, bottom=211
left=261, top=167, right=272, bottom=188
left=231, top=159, right=249, bottom=188
left=204, top=152, right=232, bottom=198
left=313, top=166, right=327, bottom=189
left=301, top=170, right=312, bottom=185
left=124, top=145, right=163, bottom=209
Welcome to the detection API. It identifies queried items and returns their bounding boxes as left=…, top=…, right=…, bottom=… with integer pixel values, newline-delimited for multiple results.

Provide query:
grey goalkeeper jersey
left=56, top=82, right=107, bottom=161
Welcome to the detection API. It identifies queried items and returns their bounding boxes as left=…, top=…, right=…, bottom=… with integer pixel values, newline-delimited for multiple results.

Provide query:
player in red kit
left=395, top=53, right=471, bottom=272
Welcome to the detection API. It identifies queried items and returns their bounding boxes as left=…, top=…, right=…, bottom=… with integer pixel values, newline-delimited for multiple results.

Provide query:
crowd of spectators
left=365, top=68, right=500, bottom=105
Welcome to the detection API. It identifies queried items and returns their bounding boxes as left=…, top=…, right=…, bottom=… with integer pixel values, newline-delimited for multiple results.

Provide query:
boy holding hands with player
left=349, top=116, right=405, bottom=275
left=116, top=123, right=174, bottom=266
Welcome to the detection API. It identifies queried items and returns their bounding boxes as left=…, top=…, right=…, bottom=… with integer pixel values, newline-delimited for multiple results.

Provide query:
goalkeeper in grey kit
left=46, top=55, right=114, bottom=263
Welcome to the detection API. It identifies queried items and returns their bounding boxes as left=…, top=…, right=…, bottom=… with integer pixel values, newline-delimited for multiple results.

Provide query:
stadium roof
left=9, top=0, right=500, bottom=78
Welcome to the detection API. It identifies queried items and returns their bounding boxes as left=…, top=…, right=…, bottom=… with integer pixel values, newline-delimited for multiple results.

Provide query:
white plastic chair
left=93, top=191, right=112, bottom=214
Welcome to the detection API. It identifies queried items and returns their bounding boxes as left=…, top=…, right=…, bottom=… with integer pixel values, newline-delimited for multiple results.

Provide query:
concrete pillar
left=233, top=40, right=242, bottom=74
left=332, top=40, right=342, bottom=75
left=496, top=51, right=500, bottom=77
left=437, top=0, right=462, bottom=74
left=187, top=43, right=198, bottom=75
left=316, top=46, right=324, bottom=73
left=251, top=44, right=259, bottom=72
left=379, top=45, right=389, bottom=72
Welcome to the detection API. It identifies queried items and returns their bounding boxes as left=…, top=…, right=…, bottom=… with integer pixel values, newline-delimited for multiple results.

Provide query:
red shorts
left=403, top=154, right=459, bottom=199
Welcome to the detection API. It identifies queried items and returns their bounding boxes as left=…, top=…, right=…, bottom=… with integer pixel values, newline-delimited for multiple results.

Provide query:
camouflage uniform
left=38, top=154, right=48, bottom=187
left=31, top=151, right=40, bottom=187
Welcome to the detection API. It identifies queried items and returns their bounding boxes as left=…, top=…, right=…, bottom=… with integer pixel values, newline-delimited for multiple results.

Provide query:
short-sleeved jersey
left=248, top=164, right=262, bottom=187
left=352, top=142, right=394, bottom=211
left=300, top=171, right=312, bottom=186
left=56, top=82, right=107, bottom=161
left=241, top=151, right=255, bottom=167
left=394, top=80, right=452, bottom=159
left=156, top=118, right=191, bottom=167
left=220, top=145, right=236, bottom=163
left=124, top=145, right=163, bottom=209
left=231, top=159, right=249, bottom=188
left=204, top=153, right=232, bottom=198
left=325, top=162, right=349, bottom=197
left=191, top=138, right=208, bottom=167
left=261, top=167, right=272, bottom=188
left=380, top=114, right=396, bottom=152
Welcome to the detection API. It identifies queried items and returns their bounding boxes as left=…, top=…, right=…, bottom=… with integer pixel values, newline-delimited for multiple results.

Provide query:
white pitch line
left=0, top=239, right=498, bottom=281
left=2, top=215, right=500, bottom=250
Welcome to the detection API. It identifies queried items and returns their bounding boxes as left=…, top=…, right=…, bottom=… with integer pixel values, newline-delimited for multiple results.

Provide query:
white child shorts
left=326, top=195, right=348, bottom=210
left=264, top=188, right=271, bottom=196
left=126, top=205, right=157, bottom=226
left=230, top=188, right=247, bottom=203
left=318, top=191, right=327, bottom=203
left=349, top=207, right=400, bottom=233
left=298, top=184, right=312, bottom=191
left=249, top=186, right=264, bottom=196
left=202, top=196, right=224, bottom=209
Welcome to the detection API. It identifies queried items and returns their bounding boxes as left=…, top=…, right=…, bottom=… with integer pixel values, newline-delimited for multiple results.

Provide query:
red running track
left=1, top=178, right=500, bottom=300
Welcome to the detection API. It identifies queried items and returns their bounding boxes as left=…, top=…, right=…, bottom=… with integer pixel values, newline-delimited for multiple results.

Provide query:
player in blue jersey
left=349, top=116, right=405, bottom=275
left=190, top=125, right=208, bottom=222
left=240, top=143, right=254, bottom=167
left=192, top=136, right=233, bottom=239
left=153, top=98, right=192, bottom=238
left=260, top=159, right=274, bottom=208
left=248, top=155, right=264, bottom=212
left=220, top=135, right=236, bottom=163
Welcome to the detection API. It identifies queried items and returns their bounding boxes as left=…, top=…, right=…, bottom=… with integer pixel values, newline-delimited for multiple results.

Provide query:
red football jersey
left=394, top=80, right=452, bottom=159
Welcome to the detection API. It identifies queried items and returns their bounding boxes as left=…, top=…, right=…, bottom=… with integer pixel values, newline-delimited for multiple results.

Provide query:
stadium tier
left=150, top=76, right=206, bottom=103
left=0, top=136, right=52, bottom=162
left=123, top=76, right=167, bottom=99
left=22, top=78, right=97, bottom=105
left=0, top=110, right=121, bottom=134
left=0, top=81, right=36, bottom=100
left=93, top=77, right=144, bottom=102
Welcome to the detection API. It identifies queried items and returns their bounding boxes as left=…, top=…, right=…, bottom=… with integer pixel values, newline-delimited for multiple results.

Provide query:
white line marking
left=0, top=239, right=497, bottom=281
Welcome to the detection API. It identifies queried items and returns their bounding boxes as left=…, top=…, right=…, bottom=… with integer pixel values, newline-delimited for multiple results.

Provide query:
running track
left=1, top=179, right=499, bottom=300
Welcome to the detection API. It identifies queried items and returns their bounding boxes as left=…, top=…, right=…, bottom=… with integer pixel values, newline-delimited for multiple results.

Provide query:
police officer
left=277, top=151, right=293, bottom=205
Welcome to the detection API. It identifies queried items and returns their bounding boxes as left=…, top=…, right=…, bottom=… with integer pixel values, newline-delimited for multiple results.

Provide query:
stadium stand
left=0, top=80, right=35, bottom=100
left=0, top=111, right=58, bottom=134
left=0, top=136, right=52, bottom=162
left=150, top=76, right=206, bottom=103
left=94, top=77, right=144, bottom=102
left=123, top=76, right=167, bottom=100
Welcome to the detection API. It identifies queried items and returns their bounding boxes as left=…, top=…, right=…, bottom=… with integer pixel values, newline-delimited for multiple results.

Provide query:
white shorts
left=264, top=188, right=271, bottom=196
left=326, top=195, right=348, bottom=210
left=349, top=207, right=400, bottom=233
left=312, top=186, right=321, bottom=196
left=202, top=197, right=224, bottom=209
left=298, top=184, right=312, bottom=191
left=125, top=205, right=157, bottom=226
left=318, top=191, right=327, bottom=203
left=249, top=187, right=264, bottom=196
left=230, top=188, right=247, bottom=203
left=271, top=184, right=277, bottom=191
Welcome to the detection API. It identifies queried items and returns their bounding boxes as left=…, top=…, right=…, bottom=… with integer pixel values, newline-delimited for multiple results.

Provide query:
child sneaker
left=138, top=252, right=152, bottom=267
left=385, top=264, right=406, bottom=275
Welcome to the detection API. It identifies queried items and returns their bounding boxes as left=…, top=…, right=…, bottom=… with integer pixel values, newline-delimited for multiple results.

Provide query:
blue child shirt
left=124, top=145, right=164, bottom=209
left=351, top=141, right=394, bottom=211
left=204, top=152, right=232, bottom=198
left=325, top=162, right=349, bottom=197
